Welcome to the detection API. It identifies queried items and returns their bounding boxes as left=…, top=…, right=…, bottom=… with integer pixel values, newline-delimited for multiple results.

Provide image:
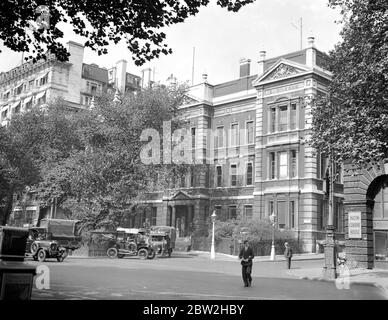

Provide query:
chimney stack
left=257, top=50, right=266, bottom=75
left=239, top=58, right=251, bottom=78
left=306, top=37, right=316, bottom=67
left=202, top=72, right=208, bottom=83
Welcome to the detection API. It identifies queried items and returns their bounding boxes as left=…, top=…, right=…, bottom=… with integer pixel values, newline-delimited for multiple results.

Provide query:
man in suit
left=284, top=242, right=293, bottom=269
left=239, top=240, right=254, bottom=287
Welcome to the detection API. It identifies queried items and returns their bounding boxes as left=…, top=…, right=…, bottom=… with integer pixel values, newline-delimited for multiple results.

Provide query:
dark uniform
left=284, top=244, right=293, bottom=269
left=239, top=243, right=254, bottom=287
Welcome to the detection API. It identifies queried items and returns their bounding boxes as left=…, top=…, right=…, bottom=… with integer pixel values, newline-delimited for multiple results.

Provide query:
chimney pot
left=307, top=36, right=315, bottom=47
left=259, top=51, right=266, bottom=61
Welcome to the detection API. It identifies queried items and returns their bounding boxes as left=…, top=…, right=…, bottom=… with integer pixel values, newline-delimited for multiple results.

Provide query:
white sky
left=0, top=0, right=342, bottom=85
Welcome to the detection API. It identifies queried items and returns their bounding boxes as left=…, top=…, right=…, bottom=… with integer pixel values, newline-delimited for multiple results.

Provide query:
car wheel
left=117, top=254, right=125, bottom=259
left=31, top=243, right=39, bottom=254
left=147, top=249, right=156, bottom=260
left=107, top=247, right=118, bottom=259
left=138, top=248, right=148, bottom=259
left=37, top=249, right=46, bottom=262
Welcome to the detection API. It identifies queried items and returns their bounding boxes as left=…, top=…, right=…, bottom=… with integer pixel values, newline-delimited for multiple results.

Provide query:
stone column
left=188, top=206, right=194, bottom=233
left=171, top=205, right=176, bottom=229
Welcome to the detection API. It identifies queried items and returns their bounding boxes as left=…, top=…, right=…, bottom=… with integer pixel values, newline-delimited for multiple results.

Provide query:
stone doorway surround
left=344, top=161, right=388, bottom=269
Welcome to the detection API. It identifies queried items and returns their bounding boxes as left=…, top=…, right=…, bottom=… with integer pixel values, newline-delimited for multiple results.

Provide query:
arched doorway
left=367, top=175, right=388, bottom=261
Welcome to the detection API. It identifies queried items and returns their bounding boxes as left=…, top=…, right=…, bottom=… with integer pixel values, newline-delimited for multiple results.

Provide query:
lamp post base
left=323, top=225, right=337, bottom=279
left=270, top=243, right=276, bottom=261
left=210, top=245, right=215, bottom=260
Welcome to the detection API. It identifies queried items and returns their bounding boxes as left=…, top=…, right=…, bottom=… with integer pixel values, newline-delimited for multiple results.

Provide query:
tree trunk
left=0, top=189, right=14, bottom=225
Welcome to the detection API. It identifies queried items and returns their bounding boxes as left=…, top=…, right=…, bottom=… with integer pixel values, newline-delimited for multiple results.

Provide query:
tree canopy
left=2, top=85, right=189, bottom=229
left=310, top=0, right=388, bottom=169
left=0, top=0, right=255, bottom=65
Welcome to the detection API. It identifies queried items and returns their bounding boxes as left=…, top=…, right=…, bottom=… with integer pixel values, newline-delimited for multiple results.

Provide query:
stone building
left=0, top=41, right=142, bottom=124
left=344, top=161, right=388, bottom=268
left=1, top=41, right=142, bottom=226
left=131, top=37, right=345, bottom=252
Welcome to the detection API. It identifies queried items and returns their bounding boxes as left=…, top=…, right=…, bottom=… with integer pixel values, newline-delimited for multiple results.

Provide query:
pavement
left=190, top=251, right=388, bottom=299
left=29, top=254, right=387, bottom=300
left=67, top=250, right=388, bottom=299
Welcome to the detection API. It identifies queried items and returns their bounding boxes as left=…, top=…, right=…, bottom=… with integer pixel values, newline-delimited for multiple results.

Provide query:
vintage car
left=25, top=227, right=67, bottom=262
left=149, top=226, right=176, bottom=257
left=39, top=219, right=82, bottom=258
left=106, top=228, right=155, bottom=260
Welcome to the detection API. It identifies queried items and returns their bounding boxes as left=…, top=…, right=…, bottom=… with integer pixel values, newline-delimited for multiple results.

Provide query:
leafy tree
left=7, top=85, right=189, bottom=230
left=310, top=0, right=388, bottom=169
left=0, top=125, right=40, bottom=224
left=0, top=0, right=255, bottom=65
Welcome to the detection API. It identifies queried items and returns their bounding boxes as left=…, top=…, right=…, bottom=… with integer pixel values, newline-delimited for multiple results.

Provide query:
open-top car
left=106, top=228, right=155, bottom=260
left=25, top=227, right=67, bottom=262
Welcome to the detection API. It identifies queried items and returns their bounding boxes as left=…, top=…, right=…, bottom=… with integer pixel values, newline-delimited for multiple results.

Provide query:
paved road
left=28, top=254, right=386, bottom=300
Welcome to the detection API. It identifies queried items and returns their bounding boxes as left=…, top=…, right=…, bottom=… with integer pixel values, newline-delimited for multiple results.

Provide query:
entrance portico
left=165, top=191, right=196, bottom=238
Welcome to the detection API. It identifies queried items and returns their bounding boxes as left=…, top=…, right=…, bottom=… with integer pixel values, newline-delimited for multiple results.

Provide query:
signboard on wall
left=348, top=211, right=362, bottom=239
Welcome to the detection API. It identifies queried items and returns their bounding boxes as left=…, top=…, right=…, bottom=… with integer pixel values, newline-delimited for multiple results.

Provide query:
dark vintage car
left=25, top=227, right=66, bottom=262
left=39, top=219, right=82, bottom=258
left=106, top=228, right=155, bottom=260
left=25, top=219, right=82, bottom=262
left=149, top=226, right=176, bottom=257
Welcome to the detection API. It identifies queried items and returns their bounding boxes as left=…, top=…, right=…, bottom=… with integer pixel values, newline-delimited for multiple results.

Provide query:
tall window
left=269, top=201, right=275, bottom=216
left=317, top=152, right=326, bottom=179
left=231, top=164, right=237, bottom=186
left=278, top=152, right=288, bottom=178
left=215, top=126, right=224, bottom=148
left=290, top=150, right=297, bottom=178
left=244, top=205, right=253, bottom=220
left=228, top=206, right=237, bottom=220
left=289, top=201, right=295, bottom=228
left=190, top=167, right=195, bottom=187
left=278, top=105, right=288, bottom=131
left=246, top=121, right=254, bottom=144
left=216, top=165, right=222, bottom=187
left=191, top=127, right=196, bottom=149
left=215, top=205, right=222, bottom=220
left=270, top=152, right=276, bottom=179
left=40, top=74, right=48, bottom=86
left=230, top=123, right=238, bottom=147
left=151, top=207, right=157, bottom=226
left=270, top=107, right=276, bottom=132
left=290, top=103, right=297, bottom=130
left=246, top=162, right=253, bottom=185
left=277, top=201, right=286, bottom=229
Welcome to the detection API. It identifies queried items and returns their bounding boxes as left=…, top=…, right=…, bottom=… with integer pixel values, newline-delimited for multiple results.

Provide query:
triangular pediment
left=182, top=94, right=200, bottom=105
left=253, top=59, right=309, bottom=85
left=171, top=191, right=191, bottom=200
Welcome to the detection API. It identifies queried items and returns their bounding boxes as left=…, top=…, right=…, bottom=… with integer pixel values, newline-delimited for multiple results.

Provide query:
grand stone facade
left=132, top=37, right=346, bottom=253
left=344, top=161, right=388, bottom=268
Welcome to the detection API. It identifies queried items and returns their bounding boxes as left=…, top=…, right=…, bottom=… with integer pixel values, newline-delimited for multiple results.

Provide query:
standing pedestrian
left=239, top=240, right=254, bottom=287
left=284, top=242, right=293, bottom=269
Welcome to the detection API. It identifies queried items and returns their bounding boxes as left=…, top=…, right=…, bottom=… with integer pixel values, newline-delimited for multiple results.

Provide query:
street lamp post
left=270, top=212, right=276, bottom=261
left=323, top=148, right=337, bottom=279
left=210, top=210, right=217, bottom=259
